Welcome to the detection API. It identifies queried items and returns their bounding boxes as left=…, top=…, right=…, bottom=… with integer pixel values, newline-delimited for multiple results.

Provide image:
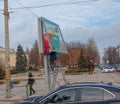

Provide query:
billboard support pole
left=38, top=17, right=51, bottom=93
left=44, top=55, right=51, bottom=93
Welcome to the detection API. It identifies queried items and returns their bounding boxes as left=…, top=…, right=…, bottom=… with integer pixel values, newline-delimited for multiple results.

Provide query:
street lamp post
left=4, top=0, right=11, bottom=98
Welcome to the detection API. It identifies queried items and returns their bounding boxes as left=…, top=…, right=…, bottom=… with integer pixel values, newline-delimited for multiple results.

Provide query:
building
left=114, top=45, right=120, bottom=64
left=0, top=47, right=16, bottom=68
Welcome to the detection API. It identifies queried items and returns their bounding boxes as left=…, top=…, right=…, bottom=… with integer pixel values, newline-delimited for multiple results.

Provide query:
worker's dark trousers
left=29, top=84, right=35, bottom=95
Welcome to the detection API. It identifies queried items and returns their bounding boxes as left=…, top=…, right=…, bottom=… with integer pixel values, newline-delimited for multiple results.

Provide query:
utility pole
left=4, top=0, right=11, bottom=98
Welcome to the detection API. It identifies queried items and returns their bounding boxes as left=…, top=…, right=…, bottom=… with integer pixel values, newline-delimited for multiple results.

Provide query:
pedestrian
left=28, top=72, right=35, bottom=96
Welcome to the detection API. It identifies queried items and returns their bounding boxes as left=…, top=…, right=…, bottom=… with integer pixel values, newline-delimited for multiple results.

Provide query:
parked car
left=102, top=66, right=115, bottom=73
left=97, top=64, right=105, bottom=70
left=17, top=82, right=120, bottom=104
left=115, top=65, right=120, bottom=72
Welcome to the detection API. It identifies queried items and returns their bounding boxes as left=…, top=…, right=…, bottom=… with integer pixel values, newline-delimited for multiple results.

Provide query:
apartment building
left=114, top=45, right=120, bottom=64
left=0, top=47, right=16, bottom=67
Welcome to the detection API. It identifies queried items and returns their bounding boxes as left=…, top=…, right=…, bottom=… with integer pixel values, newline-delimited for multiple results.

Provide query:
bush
left=0, top=81, right=4, bottom=84
left=10, top=69, right=19, bottom=74
left=0, top=66, right=5, bottom=79
left=65, top=68, right=93, bottom=75
left=10, top=67, right=27, bottom=74
left=13, top=80, right=20, bottom=84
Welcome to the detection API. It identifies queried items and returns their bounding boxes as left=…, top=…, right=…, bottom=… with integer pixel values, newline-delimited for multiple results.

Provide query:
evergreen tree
left=78, top=55, right=90, bottom=69
left=16, top=44, right=27, bottom=72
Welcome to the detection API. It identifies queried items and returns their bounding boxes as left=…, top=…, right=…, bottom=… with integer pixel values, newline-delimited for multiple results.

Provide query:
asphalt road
left=66, top=67, right=120, bottom=86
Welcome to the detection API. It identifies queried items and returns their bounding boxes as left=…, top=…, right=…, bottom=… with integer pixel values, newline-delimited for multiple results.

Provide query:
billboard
left=38, top=17, right=67, bottom=54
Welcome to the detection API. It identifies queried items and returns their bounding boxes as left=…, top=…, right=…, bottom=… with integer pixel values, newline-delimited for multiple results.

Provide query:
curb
left=0, top=96, right=24, bottom=101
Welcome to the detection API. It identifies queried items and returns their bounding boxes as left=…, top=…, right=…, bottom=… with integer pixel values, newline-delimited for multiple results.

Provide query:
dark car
left=18, top=82, right=120, bottom=104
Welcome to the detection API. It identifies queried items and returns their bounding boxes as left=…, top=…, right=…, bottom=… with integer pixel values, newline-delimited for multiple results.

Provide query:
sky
left=0, top=0, right=120, bottom=60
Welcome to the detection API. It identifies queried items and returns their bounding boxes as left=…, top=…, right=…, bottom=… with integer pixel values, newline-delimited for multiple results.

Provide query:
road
left=66, top=67, right=120, bottom=86
left=0, top=67, right=120, bottom=104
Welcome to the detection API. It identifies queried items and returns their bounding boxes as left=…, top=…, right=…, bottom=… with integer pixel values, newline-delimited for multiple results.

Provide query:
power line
left=8, top=0, right=98, bottom=18
left=14, top=0, right=38, bottom=17
left=10, top=0, right=98, bottom=10
left=46, top=17, right=81, bottom=22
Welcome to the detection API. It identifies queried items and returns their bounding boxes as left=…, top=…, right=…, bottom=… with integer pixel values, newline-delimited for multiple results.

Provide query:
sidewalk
left=0, top=77, right=46, bottom=103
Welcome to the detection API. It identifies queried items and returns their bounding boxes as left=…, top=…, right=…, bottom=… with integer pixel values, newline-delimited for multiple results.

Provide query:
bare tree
left=59, top=41, right=87, bottom=67
left=103, top=46, right=114, bottom=64
left=86, top=38, right=99, bottom=64
left=29, top=40, right=40, bottom=70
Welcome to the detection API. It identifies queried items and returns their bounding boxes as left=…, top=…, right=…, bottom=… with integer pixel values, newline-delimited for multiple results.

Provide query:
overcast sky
left=0, top=0, right=120, bottom=59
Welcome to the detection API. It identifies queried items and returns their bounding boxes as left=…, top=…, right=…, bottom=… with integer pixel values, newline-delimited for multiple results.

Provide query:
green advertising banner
left=51, top=34, right=60, bottom=52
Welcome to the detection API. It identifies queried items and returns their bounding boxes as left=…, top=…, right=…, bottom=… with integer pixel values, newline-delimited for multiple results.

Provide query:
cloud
left=0, top=0, right=120, bottom=57
left=62, top=20, right=120, bottom=58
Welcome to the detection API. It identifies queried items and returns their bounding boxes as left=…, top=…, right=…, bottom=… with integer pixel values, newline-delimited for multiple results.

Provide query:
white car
left=102, top=66, right=115, bottom=73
